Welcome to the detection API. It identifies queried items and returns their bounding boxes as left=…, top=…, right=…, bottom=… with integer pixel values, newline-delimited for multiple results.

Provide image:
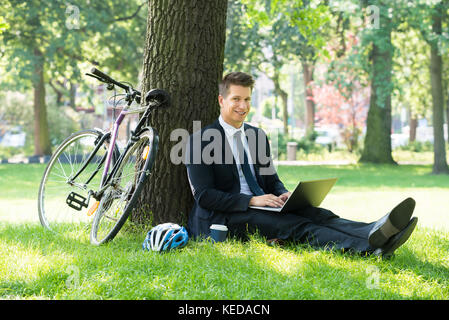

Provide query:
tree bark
left=302, top=60, right=315, bottom=133
left=446, top=91, right=449, bottom=145
left=359, top=21, right=396, bottom=164
left=272, top=71, right=288, bottom=136
left=33, top=48, right=51, bottom=156
left=406, top=105, right=417, bottom=142
left=69, top=82, right=77, bottom=110
left=133, top=0, right=228, bottom=226
left=409, top=117, right=417, bottom=143
left=429, top=9, right=449, bottom=174
left=49, top=80, right=64, bottom=106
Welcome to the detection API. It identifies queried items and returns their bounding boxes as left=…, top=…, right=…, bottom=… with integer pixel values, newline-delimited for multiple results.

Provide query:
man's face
left=218, top=84, right=251, bottom=129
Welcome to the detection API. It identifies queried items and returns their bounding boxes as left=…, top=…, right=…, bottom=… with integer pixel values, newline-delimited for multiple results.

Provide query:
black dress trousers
left=211, top=207, right=375, bottom=254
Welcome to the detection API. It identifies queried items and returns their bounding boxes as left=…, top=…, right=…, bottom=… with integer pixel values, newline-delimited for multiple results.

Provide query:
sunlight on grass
left=0, top=200, right=40, bottom=224
left=1, top=163, right=448, bottom=299
left=0, top=238, right=77, bottom=299
left=218, top=239, right=302, bottom=275
left=0, top=224, right=448, bottom=299
left=322, top=189, right=449, bottom=232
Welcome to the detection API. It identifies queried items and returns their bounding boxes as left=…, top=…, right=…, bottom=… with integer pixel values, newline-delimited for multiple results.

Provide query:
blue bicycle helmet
left=142, top=223, right=188, bottom=252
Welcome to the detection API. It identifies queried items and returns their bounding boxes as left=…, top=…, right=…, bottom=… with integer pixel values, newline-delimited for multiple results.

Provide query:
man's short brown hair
left=219, top=72, right=255, bottom=97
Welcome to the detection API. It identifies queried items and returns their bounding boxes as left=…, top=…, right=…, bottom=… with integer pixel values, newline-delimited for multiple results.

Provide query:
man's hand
left=249, top=194, right=285, bottom=208
left=279, top=191, right=291, bottom=202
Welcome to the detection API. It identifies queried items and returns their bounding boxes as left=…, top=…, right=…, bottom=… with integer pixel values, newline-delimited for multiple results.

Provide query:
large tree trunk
left=302, top=60, right=315, bottom=133
left=33, top=48, right=51, bottom=156
left=446, top=90, right=449, bottom=146
left=429, top=9, right=449, bottom=174
left=132, top=0, right=228, bottom=226
left=359, top=18, right=396, bottom=164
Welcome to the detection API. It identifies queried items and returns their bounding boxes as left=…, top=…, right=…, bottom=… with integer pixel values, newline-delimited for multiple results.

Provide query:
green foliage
left=399, top=141, right=434, bottom=153
left=0, top=91, right=33, bottom=127
left=263, top=0, right=332, bottom=55
left=0, top=146, right=22, bottom=159
left=0, top=87, right=80, bottom=156
left=0, top=16, right=8, bottom=33
left=392, top=26, right=432, bottom=119
left=224, top=0, right=263, bottom=73
left=261, top=96, right=281, bottom=119
left=47, top=105, right=81, bottom=147
left=0, top=0, right=147, bottom=155
left=407, top=0, right=449, bottom=51
left=271, top=130, right=321, bottom=157
left=0, top=0, right=147, bottom=93
left=296, top=130, right=321, bottom=153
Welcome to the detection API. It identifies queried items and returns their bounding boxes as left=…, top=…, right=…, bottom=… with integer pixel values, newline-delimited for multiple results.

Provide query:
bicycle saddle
left=145, top=89, right=170, bottom=107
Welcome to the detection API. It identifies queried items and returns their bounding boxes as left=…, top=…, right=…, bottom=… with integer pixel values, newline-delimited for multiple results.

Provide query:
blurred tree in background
left=0, top=0, right=146, bottom=156
left=0, top=0, right=448, bottom=175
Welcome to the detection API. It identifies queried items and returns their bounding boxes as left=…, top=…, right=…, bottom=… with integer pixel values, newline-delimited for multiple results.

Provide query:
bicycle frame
left=69, top=91, right=152, bottom=199
left=101, top=96, right=152, bottom=185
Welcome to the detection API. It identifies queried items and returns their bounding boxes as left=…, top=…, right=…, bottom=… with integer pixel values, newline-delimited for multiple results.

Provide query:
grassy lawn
left=0, top=163, right=448, bottom=299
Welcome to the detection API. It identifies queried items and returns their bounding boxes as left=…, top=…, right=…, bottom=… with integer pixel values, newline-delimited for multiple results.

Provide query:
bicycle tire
left=90, top=127, right=158, bottom=245
left=37, top=129, right=118, bottom=235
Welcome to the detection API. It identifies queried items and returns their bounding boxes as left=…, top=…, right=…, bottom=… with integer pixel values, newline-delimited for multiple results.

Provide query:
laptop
left=249, top=178, right=337, bottom=213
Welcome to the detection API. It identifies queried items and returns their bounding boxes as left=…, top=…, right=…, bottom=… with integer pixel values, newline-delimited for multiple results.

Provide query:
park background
left=0, top=0, right=448, bottom=300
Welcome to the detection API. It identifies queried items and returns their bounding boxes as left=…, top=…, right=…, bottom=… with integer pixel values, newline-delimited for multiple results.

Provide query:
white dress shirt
left=218, top=115, right=257, bottom=196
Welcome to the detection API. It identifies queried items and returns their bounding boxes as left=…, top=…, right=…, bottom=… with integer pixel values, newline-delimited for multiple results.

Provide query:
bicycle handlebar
left=86, top=67, right=170, bottom=108
left=89, top=67, right=137, bottom=93
left=90, top=67, right=116, bottom=85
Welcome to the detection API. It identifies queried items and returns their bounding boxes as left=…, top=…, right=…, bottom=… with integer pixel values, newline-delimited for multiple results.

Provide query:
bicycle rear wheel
left=38, top=129, right=116, bottom=235
left=90, top=128, right=158, bottom=245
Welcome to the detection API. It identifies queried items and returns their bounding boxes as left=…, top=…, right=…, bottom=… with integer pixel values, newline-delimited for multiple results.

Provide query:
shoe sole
left=369, top=197, right=415, bottom=248
left=382, top=217, right=418, bottom=259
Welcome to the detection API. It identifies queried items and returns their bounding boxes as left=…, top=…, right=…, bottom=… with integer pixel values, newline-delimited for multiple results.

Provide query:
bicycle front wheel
left=38, top=129, right=115, bottom=235
left=90, top=128, right=158, bottom=245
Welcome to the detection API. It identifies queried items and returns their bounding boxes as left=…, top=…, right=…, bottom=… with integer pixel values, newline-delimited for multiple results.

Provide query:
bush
left=0, top=146, right=22, bottom=159
left=47, top=105, right=81, bottom=147
left=399, top=141, right=433, bottom=152
left=269, top=130, right=323, bottom=158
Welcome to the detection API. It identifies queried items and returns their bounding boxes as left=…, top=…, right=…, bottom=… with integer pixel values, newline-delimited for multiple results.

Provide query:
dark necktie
left=234, top=131, right=264, bottom=196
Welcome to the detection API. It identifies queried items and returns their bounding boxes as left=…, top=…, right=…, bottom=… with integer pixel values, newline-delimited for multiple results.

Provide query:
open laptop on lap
left=249, top=178, right=338, bottom=213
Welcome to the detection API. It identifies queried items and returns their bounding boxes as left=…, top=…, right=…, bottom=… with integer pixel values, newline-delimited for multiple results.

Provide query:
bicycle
left=37, top=67, right=170, bottom=245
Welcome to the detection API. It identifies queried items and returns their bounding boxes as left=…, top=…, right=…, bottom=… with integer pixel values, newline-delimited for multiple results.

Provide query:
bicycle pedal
left=66, top=192, right=89, bottom=211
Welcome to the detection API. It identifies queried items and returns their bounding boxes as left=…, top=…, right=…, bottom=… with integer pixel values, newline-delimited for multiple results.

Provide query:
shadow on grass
left=391, top=246, right=449, bottom=287
left=210, top=231, right=449, bottom=299
left=0, top=223, right=448, bottom=299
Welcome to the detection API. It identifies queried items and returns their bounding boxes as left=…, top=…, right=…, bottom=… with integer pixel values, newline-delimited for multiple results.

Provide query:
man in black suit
left=185, top=72, right=418, bottom=258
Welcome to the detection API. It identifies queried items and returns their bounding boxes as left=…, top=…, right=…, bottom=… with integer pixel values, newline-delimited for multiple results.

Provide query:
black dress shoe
left=373, top=217, right=418, bottom=259
left=368, top=197, right=416, bottom=248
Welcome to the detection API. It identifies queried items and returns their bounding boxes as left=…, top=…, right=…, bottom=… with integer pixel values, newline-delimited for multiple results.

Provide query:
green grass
left=0, top=163, right=448, bottom=299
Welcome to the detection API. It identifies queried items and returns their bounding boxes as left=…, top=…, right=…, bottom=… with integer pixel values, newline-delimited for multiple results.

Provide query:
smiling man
left=185, top=72, right=418, bottom=259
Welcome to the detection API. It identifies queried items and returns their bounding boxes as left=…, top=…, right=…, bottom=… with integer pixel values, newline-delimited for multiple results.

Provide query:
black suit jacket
left=185, top=119, right=288, bottom=238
